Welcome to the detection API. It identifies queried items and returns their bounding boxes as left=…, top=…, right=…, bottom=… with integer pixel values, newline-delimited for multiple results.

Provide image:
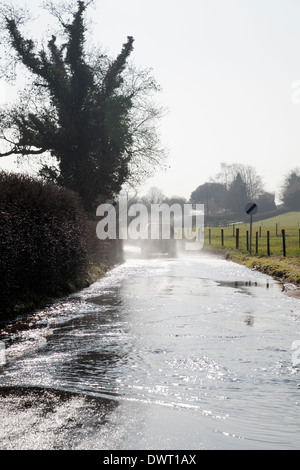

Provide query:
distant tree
left=281, top=168, right=300, bottom=210
left=255, top=191, right=276, bottom=213
left=0, top=1, right=166, bottom=212
left=214, top=162, right=263, bottom=200
left=190, top=182, right=227, bottom=215
left=142, top=186, right=165, bottom=206
left=226, top=172, right=248, bottom=214
left=164, top=195, right=187, bottom=208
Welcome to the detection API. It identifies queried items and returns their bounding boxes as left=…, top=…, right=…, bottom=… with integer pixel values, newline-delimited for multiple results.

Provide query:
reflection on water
left=0, top=386, right=118, bottom=450
left=216, top=279, right=270, bottom=296
left=0, top=252, right=299, bottom=449
left=244, top=315, right=255, bottom=327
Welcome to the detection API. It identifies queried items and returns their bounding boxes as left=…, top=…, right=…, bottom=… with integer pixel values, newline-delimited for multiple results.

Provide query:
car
left=140, top=222, right=177, bottom=257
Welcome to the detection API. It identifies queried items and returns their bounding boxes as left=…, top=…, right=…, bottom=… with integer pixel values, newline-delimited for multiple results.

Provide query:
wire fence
left=204, top=224, right=300, bottom=257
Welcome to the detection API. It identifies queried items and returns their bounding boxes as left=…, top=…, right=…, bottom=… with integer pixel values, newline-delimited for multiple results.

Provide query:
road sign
left=245, top=203, right=258, bottom=254
left=245, top=202, right=258, bottom=215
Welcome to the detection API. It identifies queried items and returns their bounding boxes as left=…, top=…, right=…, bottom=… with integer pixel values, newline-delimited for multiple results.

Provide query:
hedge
left=0, top=171, right=88, bottom=318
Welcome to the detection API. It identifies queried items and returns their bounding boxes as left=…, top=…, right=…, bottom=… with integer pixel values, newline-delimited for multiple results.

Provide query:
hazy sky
left=1, top=0, right=300, bottom=202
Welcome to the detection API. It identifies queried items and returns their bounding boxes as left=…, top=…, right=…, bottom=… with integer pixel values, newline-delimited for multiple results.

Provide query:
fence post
left=221, top=229, right=224, bottom=247
left=236, top=228, right=239, bottom=249
left=259, top=226, right=262, bottom=238
left=246, top=230, right=249, bottom=251
left=256, top=231, right=258, bottom=254
left=282, top=229, right=286, bottom=257
left=267, top=231, right=270, bottom=256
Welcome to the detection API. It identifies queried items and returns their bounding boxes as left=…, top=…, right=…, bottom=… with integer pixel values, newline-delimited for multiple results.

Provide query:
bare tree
left=214, top=162, right=264, bottom=200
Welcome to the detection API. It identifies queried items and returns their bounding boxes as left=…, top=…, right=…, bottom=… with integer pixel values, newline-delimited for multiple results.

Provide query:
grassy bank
left=204, top=212, right=300, bottom=286
left=205, top=244, right=300, bottom=286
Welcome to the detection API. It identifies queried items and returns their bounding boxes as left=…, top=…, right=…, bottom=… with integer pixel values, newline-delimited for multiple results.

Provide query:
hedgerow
left=0, top=171, right=88, bottom=317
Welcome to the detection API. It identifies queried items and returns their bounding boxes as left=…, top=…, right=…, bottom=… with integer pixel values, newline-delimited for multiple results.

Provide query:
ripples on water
left=0, top=251, right=299, bottom=449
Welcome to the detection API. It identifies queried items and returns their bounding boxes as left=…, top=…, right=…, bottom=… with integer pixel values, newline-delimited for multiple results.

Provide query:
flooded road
left=0, top=249, right=299, bottom=450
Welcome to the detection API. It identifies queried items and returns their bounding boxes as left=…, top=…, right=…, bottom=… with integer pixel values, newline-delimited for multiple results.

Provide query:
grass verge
left=204, top=243, right=300, bottom=287
left=204, top=218, right=300, bottom=288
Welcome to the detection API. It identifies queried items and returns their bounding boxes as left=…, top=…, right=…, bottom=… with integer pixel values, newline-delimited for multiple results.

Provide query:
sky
left=1, top=0, right=300, bottom=202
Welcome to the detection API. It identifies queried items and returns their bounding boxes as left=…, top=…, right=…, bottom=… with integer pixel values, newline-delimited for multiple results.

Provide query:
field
left=202, top=211, right=300, bottom=286
left=253, top=211, right=300, bottom=227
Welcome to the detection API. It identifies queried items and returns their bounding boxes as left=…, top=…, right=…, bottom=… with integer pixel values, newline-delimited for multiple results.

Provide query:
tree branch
left=0, top=145, right=46, bottom=157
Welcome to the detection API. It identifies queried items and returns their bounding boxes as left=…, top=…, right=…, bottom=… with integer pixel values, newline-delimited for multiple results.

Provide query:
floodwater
left=0, top=248, right=299, bottom=450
